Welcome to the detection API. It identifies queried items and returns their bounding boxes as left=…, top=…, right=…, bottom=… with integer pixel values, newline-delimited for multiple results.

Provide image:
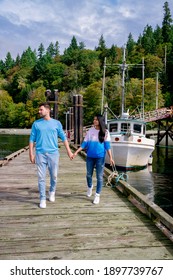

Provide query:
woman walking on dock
left=73, top=114, right=114, bottom=204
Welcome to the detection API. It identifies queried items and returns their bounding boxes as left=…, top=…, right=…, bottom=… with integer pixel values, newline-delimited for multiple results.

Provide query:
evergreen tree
left=62, top=36, right=80, bottom=65
left=162, top=1, right=173, bottom=43
left=54, top=41, right=60, bottom=56
left=69, top=36, right=79, bottom=50
left=38, top=43, right=45, bottom=59
left=20, top=47, right=37, bottom=68
left=154, top=25, right=163, bottom=45
left=141, top=25, right=156, bottom=54
left=96, top=34, right=107, bottom=51
left=107, top=44, right=117, bottom=64
left=79, top=41, right=85, bottom=50
left=0, top=60, right=4, bottom=72
left=4, top=52, right=15, bottom=71
left=126, top=33, right=136, bottom=55
left=95, top=34, right=108, bottom=65
left=15, top=54, right=21, bottom=66
left=46, top=42, right=56, bottom=58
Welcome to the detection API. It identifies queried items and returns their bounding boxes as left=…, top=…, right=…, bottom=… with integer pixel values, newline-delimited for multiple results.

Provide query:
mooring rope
left=106, top=164, right=128, bottom=187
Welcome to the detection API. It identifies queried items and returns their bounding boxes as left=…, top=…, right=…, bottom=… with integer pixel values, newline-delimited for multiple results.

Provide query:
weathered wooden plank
left=0, top=145, right=173, bottom=260
left=1, top=246, right=172, bottom=260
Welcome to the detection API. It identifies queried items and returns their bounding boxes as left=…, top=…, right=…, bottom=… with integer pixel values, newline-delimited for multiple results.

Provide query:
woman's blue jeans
left=86, top=157, right=105, bottom=194
left=36, top=152, right=59, bottom=200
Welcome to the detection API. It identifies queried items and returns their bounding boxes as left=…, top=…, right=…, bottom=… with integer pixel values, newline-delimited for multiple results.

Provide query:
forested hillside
left=0, top=1, right=173, bottom=128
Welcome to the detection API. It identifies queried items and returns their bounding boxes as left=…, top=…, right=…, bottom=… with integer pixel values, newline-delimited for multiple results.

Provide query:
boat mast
left=121, top=47, right=127, bottom=116
left=101, top=57, right=106, bottom=114
left=141, top=57, right=145, bottom=120
left=102, top=46, right=144, bottom=118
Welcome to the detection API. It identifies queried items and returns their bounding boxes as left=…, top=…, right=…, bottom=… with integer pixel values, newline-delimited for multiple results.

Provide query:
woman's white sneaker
left=39, top=200, right=46, bottom=208
left=93, top=193, right=100, bottom=204
left=49, top=191, right=55, bottom=202
left=87, top=185, right=93, bottom=197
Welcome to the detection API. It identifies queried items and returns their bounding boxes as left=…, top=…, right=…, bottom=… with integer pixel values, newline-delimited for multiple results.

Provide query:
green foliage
left=46, top=41, right=60, bottom=58
left=0, top=1, right=173, bottom=128
left=144, top=54, right=164, bottom=78
left=103, top=75, right=122, bottom=116
left=126, top=33, right=136, bottom=55
left=162, top=1, right=173, bottom=43
left=144, top=78, right=164, bottom=111
left=20, top=47, right=37, bottom=68
left=141, top=25, right=156, bottom=54
left=83, top=81, right=102, bottom=124
left=4, top=52, right=15, bottom=71
left=0, top=90, right=15, bottom=127
left=126, top=78, right=143, bottom=111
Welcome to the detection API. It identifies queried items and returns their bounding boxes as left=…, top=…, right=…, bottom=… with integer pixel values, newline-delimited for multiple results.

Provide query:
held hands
left=70, top=151, right=77, bottom=160
left=68, top=150, right=74, bottom=160
left=73, top=151, right=78, bottom=157
left=67, top=150, right=78, bottom=160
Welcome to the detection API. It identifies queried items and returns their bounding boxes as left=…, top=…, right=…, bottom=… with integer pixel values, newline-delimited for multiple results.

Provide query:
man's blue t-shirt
left=29, top=118, right=66, bottom=154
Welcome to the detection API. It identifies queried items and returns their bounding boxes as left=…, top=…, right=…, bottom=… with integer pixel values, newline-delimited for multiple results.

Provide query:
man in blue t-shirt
left=29, top=102, right=73, bottom=209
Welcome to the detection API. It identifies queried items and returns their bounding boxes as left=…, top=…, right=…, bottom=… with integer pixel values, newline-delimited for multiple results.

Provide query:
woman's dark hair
left=95, top=114, right=106, bottom=143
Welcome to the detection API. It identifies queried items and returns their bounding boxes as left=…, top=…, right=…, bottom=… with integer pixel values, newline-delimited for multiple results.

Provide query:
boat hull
left=105, top=135, right=155, bottom=170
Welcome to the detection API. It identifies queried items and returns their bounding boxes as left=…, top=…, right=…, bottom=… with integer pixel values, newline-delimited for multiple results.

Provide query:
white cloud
left=0, top=0, right=172, bottom=59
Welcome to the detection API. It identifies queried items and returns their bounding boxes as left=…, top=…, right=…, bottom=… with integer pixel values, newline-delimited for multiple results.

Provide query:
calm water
left=125, top=146, right=173, bottom=217
left=0, top=134, right=173, bottom=217
left=0, top=134, right=29, bottom=160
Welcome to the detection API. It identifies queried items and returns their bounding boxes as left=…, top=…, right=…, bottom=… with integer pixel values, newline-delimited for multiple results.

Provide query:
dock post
left=45, top=89, right=59, bottom=120
left=69, top=106, right=74, bottom=131
left=53, top=89, right=58, bottom=120
left=73, top=95, right=83, bottom=145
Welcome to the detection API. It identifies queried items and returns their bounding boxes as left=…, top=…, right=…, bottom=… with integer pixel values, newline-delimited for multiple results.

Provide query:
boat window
left=109, top=123, right=118, bottom=132
left=121, top=123, right=130, bottom=132
left=133, top=124, right=142, bottom=133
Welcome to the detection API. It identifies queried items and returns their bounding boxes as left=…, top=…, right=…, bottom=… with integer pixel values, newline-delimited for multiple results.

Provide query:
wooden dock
left=0, top=145, right=173, bottom=260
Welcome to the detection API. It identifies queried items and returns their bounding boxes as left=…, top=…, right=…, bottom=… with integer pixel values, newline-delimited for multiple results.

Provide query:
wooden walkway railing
left=135, top=107, right=173, bottom=122
left=0, top=145, right=173, bottom=260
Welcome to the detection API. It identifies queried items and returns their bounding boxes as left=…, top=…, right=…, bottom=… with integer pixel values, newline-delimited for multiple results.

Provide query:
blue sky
left=0, top=0, right=172, bottom=60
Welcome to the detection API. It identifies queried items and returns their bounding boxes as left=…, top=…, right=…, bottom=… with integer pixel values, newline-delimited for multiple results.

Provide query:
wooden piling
left=73, top=95, right=83, bottom=145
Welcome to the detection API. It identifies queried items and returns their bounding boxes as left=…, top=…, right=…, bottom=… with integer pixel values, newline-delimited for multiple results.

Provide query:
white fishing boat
left=105, top=111, right=155, bottom=169
left=104, top=48, right=155, bottom=170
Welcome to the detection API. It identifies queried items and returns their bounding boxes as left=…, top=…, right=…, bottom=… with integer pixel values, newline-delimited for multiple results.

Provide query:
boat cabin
left=107, top=119, right=146, bottom=137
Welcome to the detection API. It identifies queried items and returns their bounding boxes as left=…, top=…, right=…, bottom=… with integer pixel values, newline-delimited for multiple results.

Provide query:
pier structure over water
left=137, top=107, right=173, bottom=146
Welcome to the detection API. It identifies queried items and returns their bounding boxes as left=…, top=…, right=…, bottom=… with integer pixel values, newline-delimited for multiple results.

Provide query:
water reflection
left=127, top=166, right=155, bottom=202
left=126, top=146, right=173, bottom=217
